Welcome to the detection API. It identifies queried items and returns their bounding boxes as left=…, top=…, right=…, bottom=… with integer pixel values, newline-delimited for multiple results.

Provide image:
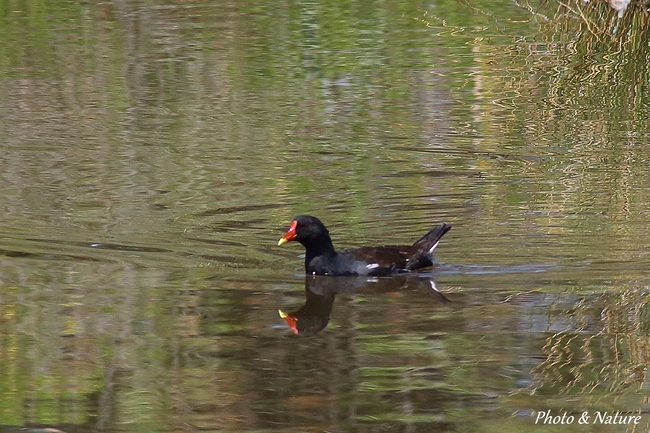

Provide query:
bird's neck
left=303, top=236, right=336, bottom=261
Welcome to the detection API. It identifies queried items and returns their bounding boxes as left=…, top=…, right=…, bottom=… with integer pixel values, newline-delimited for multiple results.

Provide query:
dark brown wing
left=344, top=245, right=413, bottom=270
left=343, top=223, right=451, bottom=272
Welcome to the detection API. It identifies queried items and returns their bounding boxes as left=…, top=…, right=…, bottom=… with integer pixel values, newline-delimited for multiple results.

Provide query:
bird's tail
left=406, top=223, right=451, bottom=270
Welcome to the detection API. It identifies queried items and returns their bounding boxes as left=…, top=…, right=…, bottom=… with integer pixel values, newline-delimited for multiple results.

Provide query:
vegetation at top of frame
left=535, top=0, right=649, bottom=111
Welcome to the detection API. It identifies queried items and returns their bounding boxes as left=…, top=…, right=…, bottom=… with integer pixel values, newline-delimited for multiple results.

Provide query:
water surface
left=0, top=1, right=649, bottom=432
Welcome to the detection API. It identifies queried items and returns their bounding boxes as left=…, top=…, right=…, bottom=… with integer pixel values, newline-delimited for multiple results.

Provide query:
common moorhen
left=278, top=215, right=451, bottom=276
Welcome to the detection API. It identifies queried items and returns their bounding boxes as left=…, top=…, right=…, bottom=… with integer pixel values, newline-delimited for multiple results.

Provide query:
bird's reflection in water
left=279, top=274, right=449, bottom=336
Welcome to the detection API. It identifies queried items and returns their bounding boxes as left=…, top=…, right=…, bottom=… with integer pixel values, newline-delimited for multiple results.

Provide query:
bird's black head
left=278, top=215, right=331, bottom=248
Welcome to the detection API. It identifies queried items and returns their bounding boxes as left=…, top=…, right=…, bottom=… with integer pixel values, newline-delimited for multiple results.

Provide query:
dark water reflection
left=1, top=0, right=650, bottom=432
left=279, top=275, right=450, bottom=335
